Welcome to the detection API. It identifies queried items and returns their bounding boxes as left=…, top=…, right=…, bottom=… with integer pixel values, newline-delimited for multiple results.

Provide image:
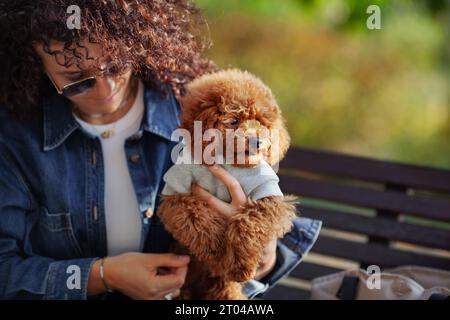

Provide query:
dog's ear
left=180, top=92, right=221, bottom=135
left=267, top=116, right=291, bottom=165
left=257, top=95, right=291, bottom=166
left=195, top=103, right=221, bottom=130
left=180, top=98, right=222, bottom=158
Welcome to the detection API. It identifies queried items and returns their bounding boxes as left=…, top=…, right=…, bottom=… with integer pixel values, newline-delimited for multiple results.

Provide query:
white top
left=74, top=80, right=145, bottom=256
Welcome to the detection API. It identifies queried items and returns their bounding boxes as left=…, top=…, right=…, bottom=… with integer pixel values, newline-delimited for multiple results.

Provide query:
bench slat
left=280, top=174, right=450, bottom=222
left=300, top=206, right=450, bottom=251
left=290, top=262, right=343, bottom=281
left=313, top=235, right=450, bottom=270
left=262, top=285, right=310, bottom=300
left=281, top=147, right=450, bottom=193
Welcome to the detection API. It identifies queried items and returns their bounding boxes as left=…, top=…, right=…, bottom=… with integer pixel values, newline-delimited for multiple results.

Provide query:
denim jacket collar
left=42, top=83, right=181, bottom=152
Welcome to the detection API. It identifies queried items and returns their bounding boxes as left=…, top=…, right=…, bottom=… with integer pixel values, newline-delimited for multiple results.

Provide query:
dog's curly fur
left=157, top=69, right=298, bottom=299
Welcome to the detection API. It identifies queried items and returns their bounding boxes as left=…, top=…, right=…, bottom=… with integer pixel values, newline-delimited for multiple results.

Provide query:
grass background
left=196, top=0, right=449, bottom=169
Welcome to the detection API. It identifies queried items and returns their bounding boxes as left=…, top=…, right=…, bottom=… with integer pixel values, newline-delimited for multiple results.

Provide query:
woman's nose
left=93, top=75, right=116, bottom=97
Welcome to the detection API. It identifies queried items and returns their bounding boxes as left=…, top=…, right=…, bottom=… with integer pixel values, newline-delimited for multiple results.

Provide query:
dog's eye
left=229, top=119, right=239, bottom=126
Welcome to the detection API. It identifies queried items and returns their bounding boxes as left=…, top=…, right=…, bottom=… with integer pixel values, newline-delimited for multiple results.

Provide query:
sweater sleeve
left=161, top=163, right=194, bottom=195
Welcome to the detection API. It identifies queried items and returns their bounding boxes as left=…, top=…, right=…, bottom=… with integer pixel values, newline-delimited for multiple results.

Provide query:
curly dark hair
left=0, top=0, right=218, bottom=122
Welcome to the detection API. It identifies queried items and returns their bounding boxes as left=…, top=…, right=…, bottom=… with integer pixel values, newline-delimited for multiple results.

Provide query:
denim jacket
left=0, top=82, right=321, bottom=299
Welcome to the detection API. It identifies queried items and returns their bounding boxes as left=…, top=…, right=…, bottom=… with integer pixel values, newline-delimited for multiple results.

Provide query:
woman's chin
left=86, top=98, right=122, bottom=114
left=96, top=95, right=119, bottom=107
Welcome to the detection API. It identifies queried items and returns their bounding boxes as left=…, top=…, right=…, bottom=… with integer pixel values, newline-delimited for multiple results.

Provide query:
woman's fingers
left=206, top=165, right=247, bottom=205
left=155, top=265, right=188, bottom=293
left=151, top=254, right=189, bottom=295
left=191, top=165, right=249, bottom=217
left=171, top=289, right=181, bottom=299
left=254, top=238, right=278, bottom=280
left=159, top=288, right=181, bottom=300
left=152, top=253, right=190, bottom=268
left=192, top=184, right=233, bottom=216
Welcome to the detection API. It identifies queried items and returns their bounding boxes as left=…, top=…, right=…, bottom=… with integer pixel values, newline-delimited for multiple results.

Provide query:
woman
left=0, top=1, right=321, bottom=299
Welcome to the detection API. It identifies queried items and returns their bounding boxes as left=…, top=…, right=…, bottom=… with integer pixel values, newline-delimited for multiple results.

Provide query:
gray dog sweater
left=161, top=160, right=284, bottom=202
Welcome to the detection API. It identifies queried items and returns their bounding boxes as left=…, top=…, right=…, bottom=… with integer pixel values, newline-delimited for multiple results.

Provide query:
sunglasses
left=46, top=58, right=132, bottom=98
left=47, top=63, right=127, bottom=98
left=47, top=71, right=98, bottom=98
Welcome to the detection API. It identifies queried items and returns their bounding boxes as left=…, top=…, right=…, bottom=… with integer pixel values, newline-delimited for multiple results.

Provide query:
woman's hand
left=192, top=164, right=277, bottom=280
left=192, top=164, right=247, bottom=218
left=88, top=252, right=190, bottom=299
left=254, top=238, right=277, bottom=280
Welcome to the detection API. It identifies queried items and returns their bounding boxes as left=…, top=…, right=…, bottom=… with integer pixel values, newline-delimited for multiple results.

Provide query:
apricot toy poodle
left=157, top=69, right=298, bottom=299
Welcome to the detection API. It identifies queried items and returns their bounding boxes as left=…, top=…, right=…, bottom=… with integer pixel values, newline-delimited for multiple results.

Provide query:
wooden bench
left=263, top=147, right=450, bottom=300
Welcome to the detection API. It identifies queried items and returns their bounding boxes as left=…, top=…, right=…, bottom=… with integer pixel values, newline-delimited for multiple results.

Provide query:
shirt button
left=92, top=150, right=97, bottom=165
left=145, top=208, right=153, bottom=218
left=130, top=154, right=140, bottom=162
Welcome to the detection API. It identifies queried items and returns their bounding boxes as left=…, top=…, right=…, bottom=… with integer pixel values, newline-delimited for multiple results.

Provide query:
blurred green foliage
left=196, top=0, right=449, bottom=169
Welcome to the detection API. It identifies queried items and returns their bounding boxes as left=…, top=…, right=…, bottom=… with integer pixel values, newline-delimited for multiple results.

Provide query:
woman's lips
left=100, top=94, right=115, bottom=103
left=91, top=89, right=120, bottom=105
left=91, top=80, right=125, bottom=104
